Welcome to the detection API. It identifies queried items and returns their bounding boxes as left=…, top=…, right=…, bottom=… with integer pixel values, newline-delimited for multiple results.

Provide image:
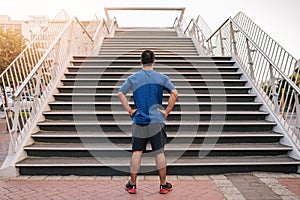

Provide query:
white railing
left=86, top=15, right=101, bottom=37
left=174, top=13, right=212, bottom=55
left=204, top=13, right=300, bottom=151
left=0, top=14, right=94, bottom=154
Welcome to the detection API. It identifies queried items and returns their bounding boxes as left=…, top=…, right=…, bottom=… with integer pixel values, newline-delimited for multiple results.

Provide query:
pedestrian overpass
left=1, top=8, right=300, bottom=176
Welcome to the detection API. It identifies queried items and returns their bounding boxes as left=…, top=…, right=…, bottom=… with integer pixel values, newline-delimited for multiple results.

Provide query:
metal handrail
left=234, top=12, right=297, bottom=76
left=205, top=12, right=300, bottom=150
left=207, top=18, right=230, bottom=41
left=180, top=17, right=209, bottom=55
left=86, top=15, right=100, bottom=36
left=228, top=17, right=300, bottom=95
left=184, top=19, right=194, bottom=34
left=74, top=17, right=94, bottom=42
left=0, top=15, right=94, bottom=154
left=13, top=19, right=72, bottom=99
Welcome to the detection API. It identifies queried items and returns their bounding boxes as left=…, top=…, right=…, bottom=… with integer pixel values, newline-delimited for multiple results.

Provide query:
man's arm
left=158, top=89, right=178, bottom=117
left=118, top=91, right=137, bottom=116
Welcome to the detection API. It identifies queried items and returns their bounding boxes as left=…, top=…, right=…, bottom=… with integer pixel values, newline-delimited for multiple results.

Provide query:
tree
left=0, top=29, right=26, bottom=75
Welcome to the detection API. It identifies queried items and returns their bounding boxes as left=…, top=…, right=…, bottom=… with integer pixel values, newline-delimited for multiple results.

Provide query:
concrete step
left=53, top=93, right=258, bottom=102
left=99, top=50, right=199, bottom=55
left=105, top=36, right=184, bottom=39
left=101, top=44, right=195, bottom=47
left=98, top=52, right=200, bottom=56
left=104, top=37, right=191, bottom=41
left=72, top=55, right=232, bottom=61
left=48, top=101, right=263, bottom=111
left=42, top=110, right=269, bottom=121
left=16, top=155, right=300, bottom=175
left=114, top=32, right=178, bottom=35
left=61, top=78, right=244, bottom=88
left=57, top=85, right=252, bottom=94
left=65, top=72, right=242, bottom=80
left=66, top=66, right=239, bottom=73
left=37, top=120, right=276, bottom=132
left=23, top=143, right=291, bottom=157
left=70, top=60, right=236, bottom=66
left=31, top=131, right=282, bottom=144
left=100, top=47, right=197, bottom=52
left=102, top=41, right=194, bottom=45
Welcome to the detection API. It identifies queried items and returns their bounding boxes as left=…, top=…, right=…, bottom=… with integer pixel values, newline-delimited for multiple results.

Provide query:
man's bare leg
left=130, top=150, right=143, bottom=185
left=156, top=152, right=167, bottom=185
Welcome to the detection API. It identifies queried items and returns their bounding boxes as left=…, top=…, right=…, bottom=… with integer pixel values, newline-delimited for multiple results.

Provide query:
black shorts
left=131, top=123, right=166, bottom=154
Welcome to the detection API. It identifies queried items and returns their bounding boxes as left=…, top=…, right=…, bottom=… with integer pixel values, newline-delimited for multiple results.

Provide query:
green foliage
left=0, top=29, right=26, bottom=74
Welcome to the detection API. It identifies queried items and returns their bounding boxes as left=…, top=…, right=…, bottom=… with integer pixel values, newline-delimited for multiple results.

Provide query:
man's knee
left=132, top=150, right=143, bottom=155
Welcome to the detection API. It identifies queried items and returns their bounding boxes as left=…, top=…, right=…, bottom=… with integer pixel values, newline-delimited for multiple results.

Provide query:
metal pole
left=269, top=63, right=279, bottom=112
left=219, top=30, right=225, bottom=56
left=230, top=22, right=238, bottom=56
left=294, top=93, right=300, bottom=137
left=246, top=38, right=254, bottom=79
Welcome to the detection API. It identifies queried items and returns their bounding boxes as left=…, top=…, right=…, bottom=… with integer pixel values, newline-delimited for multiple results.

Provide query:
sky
left=0, top=0, right=299, bottom=58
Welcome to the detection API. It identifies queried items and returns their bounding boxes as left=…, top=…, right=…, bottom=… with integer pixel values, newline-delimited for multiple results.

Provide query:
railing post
left=10, top=96, right=21, bottom=152
left=294, top=93, right=300, bottom=137
left=269, top=63, right=279, bottom=112
left=32, top=68, right=42, bottom=115
left=219, top=30, right=225, bottom=56
left=246, top=38, right=254, bottom=79
left=208, top=40, right=214, bottom=56
left=230, top=21, right=238, bottom=56
left=67, top=20, right=75, bottom=56
left=52, top=38, right=62, bottom=78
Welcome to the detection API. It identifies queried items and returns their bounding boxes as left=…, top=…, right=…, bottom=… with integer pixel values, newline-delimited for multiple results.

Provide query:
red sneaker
left=159, top=182, right=173, bottom=194
left=125, top=181, right=137, bottom=194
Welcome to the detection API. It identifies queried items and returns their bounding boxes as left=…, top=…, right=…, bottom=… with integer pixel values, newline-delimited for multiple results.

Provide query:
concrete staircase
left=16, top=28, right=300, bottom=175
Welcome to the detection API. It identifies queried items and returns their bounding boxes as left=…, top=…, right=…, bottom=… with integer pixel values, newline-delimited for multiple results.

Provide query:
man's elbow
left=171, top=89, right=178, bottom=99
left=118, top=91, right=125, bottom=99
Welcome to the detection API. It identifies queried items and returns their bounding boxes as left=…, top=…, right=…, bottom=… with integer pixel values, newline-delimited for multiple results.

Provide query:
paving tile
left=44, top=176, right=63, bottom=180
left=94, top=176, right=112, bottom=180
left=210, top=175, right=227, bottom=180
left=111, top=176, right=129, bottom=181
left=278, top=178, right=300, bottom=197
left=13, top=176, right=32, bottom=180
left=137, top=175, right=145, bottom=180
left=77, top=176, right=96, bottom=180
left=193, top=175, right=210, bottom=180
left=166, top=175, right=178, bottom=180
left=213, top=179, right=233, bottom=187
left=145, top=176, right=160, bottom=181
left=227, top=174, right=281, bottom=200
left=29, top=176, right=46, bottom=180
left=282, top=196, right=300, bottom=200
left=61, top=176, right=80, bottom=180
left=177, top=175, right=194, bottom=180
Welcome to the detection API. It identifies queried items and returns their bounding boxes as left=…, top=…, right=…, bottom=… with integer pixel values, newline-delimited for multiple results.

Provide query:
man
left=118, top=50, right=178, bottom=194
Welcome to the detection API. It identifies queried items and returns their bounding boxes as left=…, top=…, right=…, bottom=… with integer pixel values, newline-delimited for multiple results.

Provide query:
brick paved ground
left=1, top=130, right=300, bottom=199
left=0, top=179, right=225, bottom=200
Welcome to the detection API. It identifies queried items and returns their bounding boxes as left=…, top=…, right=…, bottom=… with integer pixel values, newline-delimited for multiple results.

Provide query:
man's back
left=119, top=69, right=174, bottom=124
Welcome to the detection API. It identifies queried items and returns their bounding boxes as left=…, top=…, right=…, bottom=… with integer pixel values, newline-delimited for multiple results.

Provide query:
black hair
left=141, top=50, right=155, bottom=66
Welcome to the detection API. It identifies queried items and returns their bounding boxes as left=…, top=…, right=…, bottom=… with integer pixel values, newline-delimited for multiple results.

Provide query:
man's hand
left=129, top=108, right=137, bottom=117
left=118, top=92, right=137, bottom=117
left=157, top=89, right=178, bottom=118
left=157, top=108, right=168, bottom=117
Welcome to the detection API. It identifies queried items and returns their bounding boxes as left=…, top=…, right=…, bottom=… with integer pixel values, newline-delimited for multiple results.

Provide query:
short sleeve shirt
left=119, top=69, right=175, bottom=124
